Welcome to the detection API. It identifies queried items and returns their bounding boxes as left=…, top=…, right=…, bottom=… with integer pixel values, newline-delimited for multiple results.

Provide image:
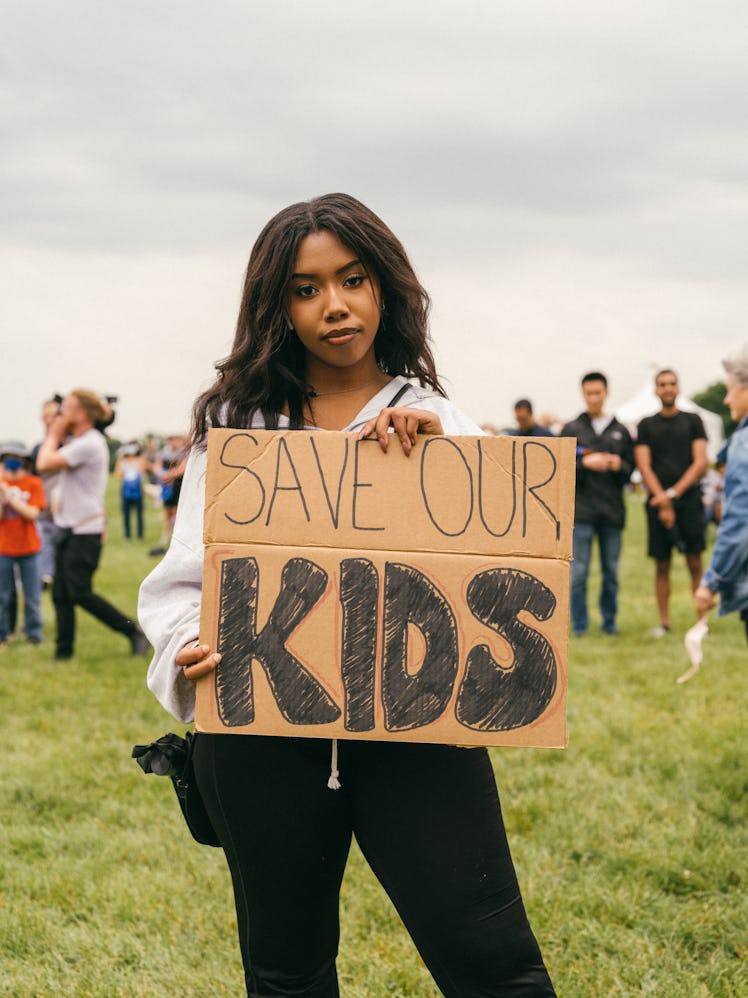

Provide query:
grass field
left=0, top=483, right=745, bottom=996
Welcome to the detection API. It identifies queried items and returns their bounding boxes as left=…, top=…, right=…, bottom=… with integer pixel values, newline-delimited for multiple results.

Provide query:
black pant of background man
left=52, top=533, right=148, bottom=659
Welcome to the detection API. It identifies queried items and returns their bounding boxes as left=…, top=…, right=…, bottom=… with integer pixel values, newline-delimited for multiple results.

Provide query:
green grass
left=0, top=485, right=745, bottom=996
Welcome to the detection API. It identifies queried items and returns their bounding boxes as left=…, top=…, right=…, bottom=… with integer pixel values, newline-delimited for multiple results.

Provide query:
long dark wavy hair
left=191, top=193, right=445, bottom=444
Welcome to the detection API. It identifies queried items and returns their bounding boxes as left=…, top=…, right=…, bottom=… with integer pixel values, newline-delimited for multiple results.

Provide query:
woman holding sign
left=139, top=194, right=556, bottom=997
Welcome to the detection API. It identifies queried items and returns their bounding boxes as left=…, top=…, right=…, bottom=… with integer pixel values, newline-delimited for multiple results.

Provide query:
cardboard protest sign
left=195, top=429, right=575, bottom=748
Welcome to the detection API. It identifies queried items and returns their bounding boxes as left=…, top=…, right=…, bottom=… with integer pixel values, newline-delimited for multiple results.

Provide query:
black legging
left=193, top=735, right=556, bottom=997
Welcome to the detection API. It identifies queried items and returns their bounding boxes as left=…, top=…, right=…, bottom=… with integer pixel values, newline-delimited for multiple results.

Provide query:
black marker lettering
left=381, top=562, right=458, bottom=730
left=522, top=441, right=560, bottom=541
left=219, top=433, right=266, bottom=526
left=215, top=556, right=341, bottom=726
left=352, top=438, right=384, bottom=531
left=420, top=437, right=473, bottom=537
left=456, top=568, right=557, bottom=731
left=311, top=436, right=349, bottom=529
left=339, top=558, right=378, bottom=731
left=265, top=437, right=310, bottom=526
left=477, top=438, right=517, bottom=538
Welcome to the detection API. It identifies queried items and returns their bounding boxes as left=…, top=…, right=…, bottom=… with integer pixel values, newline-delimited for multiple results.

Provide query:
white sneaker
left=651, top=625, right=671, bottom=638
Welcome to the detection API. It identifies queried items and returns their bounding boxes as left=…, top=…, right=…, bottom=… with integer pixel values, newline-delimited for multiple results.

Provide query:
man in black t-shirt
left=635, top=369, right=709, bottom=636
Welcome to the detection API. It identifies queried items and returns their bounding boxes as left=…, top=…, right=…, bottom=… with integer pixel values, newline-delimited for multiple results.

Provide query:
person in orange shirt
left=0, top=442, right=46, bottom=646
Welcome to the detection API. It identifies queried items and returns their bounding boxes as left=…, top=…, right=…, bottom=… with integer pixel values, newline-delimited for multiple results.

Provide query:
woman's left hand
left=176, top=641, right=221, bottom=680
left=358, top=407, right=444, bottom=456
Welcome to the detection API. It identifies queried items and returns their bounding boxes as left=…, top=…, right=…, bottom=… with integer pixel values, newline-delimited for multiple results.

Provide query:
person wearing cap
left=0, top=442, right=46, bottom=647
left=35, top=390, right=149, bottom=660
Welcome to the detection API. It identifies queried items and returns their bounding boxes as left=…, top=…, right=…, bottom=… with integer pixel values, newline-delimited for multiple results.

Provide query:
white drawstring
left=327, top=738, right=341, bottom=790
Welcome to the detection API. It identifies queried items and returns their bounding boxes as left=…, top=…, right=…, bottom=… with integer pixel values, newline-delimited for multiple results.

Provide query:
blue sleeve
left=703, top=433, right=748, bottom=591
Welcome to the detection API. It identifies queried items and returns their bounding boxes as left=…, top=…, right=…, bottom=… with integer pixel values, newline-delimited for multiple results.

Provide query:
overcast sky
left=3, top=0, right=747, bottom=446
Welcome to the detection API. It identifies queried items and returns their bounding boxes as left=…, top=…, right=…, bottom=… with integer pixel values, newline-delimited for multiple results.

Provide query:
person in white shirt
left=36, top=389, right=149, bottom=660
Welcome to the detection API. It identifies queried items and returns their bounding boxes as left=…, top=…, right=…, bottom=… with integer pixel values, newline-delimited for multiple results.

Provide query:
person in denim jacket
left=694, top=344, right=748, bottom=639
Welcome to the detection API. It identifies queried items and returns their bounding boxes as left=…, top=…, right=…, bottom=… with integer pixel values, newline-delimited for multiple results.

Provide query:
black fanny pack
left=132, top=732, right=220, bottom=847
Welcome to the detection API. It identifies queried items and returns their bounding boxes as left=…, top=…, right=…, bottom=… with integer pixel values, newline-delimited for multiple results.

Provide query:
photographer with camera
left=36, top=389, right=149, bottom=660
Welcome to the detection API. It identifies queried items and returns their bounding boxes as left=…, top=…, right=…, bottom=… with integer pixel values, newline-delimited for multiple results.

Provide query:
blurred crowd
left=113, top=433, right=189, bottom=554
left=0, top=389, right=188, bottom=658
left=483, top=350, right=747, bottom=649
left=2, top=349, right=747, bottom=662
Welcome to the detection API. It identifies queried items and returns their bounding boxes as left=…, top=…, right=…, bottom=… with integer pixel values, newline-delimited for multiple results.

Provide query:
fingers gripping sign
left=358, top=406, right=445, bottom=455
left=176, top=641, right=221, bottom=681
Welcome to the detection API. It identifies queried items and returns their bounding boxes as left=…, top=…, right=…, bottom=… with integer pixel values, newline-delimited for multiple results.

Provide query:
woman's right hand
left=357, top=406, right=444, bottom=455
left=175, top=642, right=221, bottom=681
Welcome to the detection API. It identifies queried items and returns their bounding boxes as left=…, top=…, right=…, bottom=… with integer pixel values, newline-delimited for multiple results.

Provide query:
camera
left=96, top=395, right=118, bottom=433
left=49, top=391, right=118, bottom=433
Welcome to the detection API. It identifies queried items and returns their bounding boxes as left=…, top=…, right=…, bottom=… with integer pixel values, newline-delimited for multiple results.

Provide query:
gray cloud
left=2, top=0, right=747, bottom=441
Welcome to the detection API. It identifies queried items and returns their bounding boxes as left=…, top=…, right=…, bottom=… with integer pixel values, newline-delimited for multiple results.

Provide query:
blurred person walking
left=561, top=372, right=634, bottom=636
left=0, top=442, right=45, bottom=647
left=635, top=369, right=708, bottom=637
left=694, top=346, right=748, bottom=641
left=36, top=390, right=149, bottom=660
